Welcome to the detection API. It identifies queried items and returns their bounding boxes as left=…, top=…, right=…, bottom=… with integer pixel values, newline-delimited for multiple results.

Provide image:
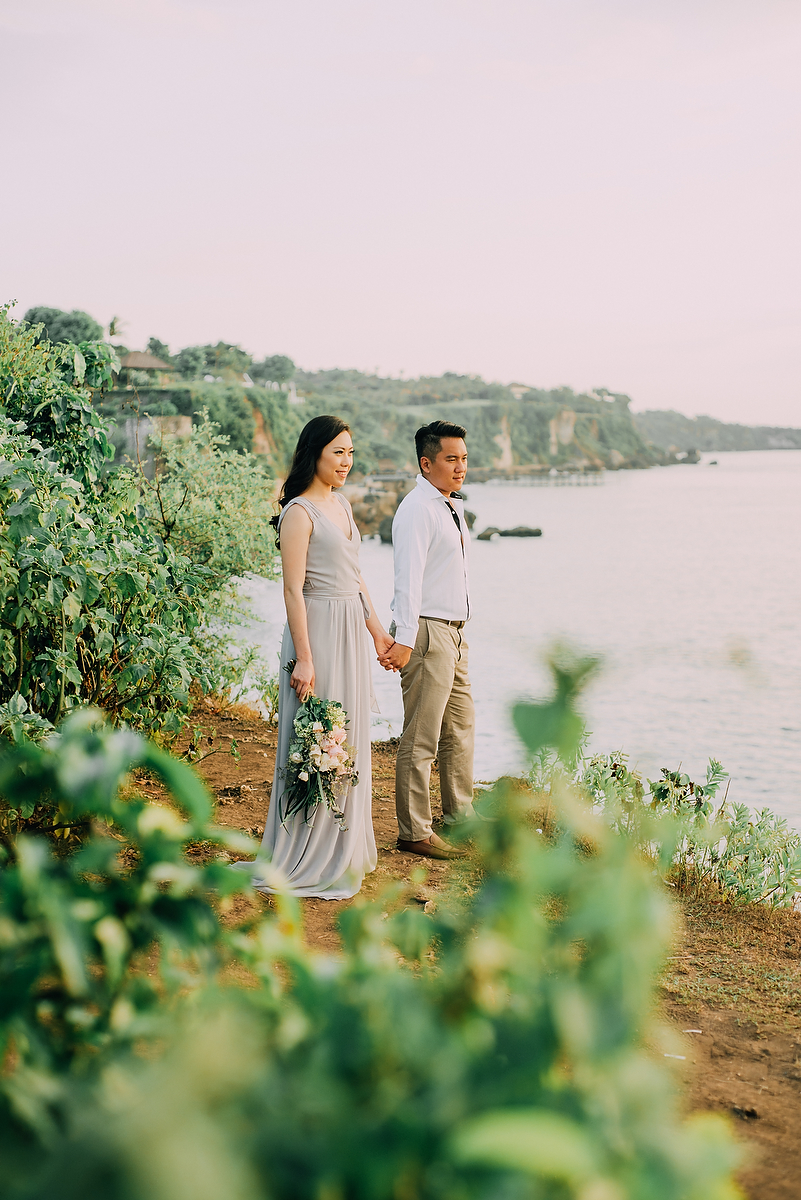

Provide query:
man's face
left=421, top=437, right=468, bottom=495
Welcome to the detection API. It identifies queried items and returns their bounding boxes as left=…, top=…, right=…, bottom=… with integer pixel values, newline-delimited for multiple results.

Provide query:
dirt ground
left=164, top=707, right=801, bottom=1200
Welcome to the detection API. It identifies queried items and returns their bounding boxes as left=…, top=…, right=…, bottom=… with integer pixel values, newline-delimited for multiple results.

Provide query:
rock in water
left=476, top=525, right=542, bottom=540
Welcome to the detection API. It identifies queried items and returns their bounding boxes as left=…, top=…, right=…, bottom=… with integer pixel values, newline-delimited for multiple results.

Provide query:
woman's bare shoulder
left=279, top=501, right=314, bottom=534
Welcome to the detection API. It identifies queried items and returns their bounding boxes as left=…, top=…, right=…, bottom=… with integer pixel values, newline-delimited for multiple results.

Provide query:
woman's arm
left=359, top=574, right=397, bottom=668
left=280, top=505, right=315, bottom=701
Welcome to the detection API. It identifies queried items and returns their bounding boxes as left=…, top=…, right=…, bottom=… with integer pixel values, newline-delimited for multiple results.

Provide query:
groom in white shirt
left=379, top=421, right=474, bottom=859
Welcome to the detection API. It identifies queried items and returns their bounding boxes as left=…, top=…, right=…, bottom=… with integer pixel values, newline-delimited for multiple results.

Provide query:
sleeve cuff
left=393, top=623, right=418, bottom=649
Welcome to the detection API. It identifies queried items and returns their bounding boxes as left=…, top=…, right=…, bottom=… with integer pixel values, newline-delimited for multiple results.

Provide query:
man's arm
left=380, top=500, right=430, bottom=669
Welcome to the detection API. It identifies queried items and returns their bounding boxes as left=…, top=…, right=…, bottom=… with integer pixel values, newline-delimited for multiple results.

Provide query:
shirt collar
left=415, top=473, right=458, bottom=502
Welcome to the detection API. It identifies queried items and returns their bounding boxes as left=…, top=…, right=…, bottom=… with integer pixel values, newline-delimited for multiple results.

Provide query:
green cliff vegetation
left=633, top=409, right=801, bottom=453
left=26, top=304, right=801, bottom=477
left=20, top=307, right=663, bottom=474
left=297, top=372, right=660, bottom=474
left=21, top=307, right=303, bottom=473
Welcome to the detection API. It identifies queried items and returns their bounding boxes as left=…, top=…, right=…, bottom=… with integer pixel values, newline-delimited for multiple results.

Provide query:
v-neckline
left=307, top=495, right=353, bottom=542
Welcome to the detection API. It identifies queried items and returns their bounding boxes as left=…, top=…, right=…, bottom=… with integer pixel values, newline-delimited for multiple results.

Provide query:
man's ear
left=419, top=457, right=430, bottom=475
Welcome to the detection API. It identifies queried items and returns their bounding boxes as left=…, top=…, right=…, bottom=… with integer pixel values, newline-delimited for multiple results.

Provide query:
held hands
left=379, top=641, right=413, bottom=671
left=373, top=630, right=399, bottom=672
left=290, top=657, right=315, bottom=702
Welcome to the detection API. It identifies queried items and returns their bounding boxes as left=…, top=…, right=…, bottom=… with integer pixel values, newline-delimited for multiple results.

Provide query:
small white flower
left=138, top=806, right=188, bottom=839
left=298, top=770, right=309, bottom=781
left=312, top=721, right=323, bottom=732
left=290, top=752, right=302, bottom=763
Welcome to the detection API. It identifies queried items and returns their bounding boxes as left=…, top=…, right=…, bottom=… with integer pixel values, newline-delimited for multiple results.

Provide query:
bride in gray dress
left=248, top=416, right=395, bottom=899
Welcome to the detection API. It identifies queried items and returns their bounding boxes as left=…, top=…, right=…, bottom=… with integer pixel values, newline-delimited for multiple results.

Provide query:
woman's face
left=315, top=430, right=353, bottom=489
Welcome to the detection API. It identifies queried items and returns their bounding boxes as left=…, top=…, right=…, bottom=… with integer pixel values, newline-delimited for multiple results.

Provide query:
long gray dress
left=247, top=494, right=377, bottom=899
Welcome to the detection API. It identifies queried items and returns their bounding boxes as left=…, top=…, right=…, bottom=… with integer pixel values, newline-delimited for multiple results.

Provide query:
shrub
left=140, top=410, right=280, bottom=586
left=0, top=413, right=212, bottom=744
left=581, top=754, right=801, bottom=908
left=1, top=309, right=283, bottom=755
left=0, top=305, right=115, bottom=488
left=0, top=665, right=740, bottom=1200
left=0, top=710, right=255, bottom=1141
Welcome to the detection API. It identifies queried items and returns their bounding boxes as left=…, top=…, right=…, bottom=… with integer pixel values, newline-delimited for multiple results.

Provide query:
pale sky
left=1, top=0, right=799, bottom=424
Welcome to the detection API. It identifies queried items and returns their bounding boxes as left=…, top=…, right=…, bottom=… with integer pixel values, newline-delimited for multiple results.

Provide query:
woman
left=247, top=415, right=394, bottom=899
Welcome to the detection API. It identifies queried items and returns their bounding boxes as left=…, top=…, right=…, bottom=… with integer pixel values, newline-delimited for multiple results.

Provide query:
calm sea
left=244, top=450, right=801, bottom=830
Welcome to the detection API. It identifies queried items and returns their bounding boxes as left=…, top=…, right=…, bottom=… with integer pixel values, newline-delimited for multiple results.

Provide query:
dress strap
left=278, top=497, right=318, bottom=529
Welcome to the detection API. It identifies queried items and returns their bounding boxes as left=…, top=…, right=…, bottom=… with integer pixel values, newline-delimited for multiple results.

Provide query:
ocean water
left=244, top=450, right=801, bottom=830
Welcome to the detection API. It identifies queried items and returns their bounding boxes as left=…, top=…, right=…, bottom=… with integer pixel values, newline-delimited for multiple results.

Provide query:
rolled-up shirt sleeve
left=391, top=502, right=431, bottom=648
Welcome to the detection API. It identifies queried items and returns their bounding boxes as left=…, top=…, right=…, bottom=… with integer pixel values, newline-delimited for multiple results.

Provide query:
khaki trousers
left=394, top=618, right=475, bottom=842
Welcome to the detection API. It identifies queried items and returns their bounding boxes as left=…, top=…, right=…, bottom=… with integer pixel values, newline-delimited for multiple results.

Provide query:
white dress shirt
left=390, top=474, right=470, bottom=648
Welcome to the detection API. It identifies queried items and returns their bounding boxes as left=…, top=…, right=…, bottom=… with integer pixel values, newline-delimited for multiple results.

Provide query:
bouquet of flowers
left=280, top=689, right=358, bottom=831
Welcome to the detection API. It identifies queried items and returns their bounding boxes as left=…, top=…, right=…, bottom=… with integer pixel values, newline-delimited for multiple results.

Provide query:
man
left=380, top=420, right=474, bottom=860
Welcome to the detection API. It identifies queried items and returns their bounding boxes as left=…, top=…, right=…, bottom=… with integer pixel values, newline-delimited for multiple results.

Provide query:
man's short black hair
left=415, top=420, right=467, bottom=469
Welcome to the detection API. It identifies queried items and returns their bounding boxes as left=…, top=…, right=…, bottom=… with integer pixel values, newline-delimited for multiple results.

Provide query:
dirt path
left=172, top=708, right=801, bottom=1200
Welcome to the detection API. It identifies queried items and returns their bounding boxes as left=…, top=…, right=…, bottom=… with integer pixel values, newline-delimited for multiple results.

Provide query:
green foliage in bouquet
left=0, top=661, right=740, bottom=1200
left=280, top=686, right=357, bottom=830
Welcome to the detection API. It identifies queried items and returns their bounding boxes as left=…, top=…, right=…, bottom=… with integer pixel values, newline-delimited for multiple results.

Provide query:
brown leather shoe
left=396, top=832, right=465, bottom=860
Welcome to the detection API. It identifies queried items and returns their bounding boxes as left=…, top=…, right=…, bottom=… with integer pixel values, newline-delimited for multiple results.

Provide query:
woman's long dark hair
left=270, top=414, right=351, bottom=537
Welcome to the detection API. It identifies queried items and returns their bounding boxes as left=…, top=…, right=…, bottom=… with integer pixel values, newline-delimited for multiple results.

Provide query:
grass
left=664, top=887, right=801, bottom=1027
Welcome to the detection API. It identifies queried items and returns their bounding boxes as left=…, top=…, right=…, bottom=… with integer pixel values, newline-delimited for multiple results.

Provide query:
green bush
left=0, top=666, right=740, bottom=1200
left=1, top=306, right=115, bottom=488
left=0, top=710, right=255, bottom=1144
left=1, top=309, right=285, bottom=761
left=581, top=754, right=801, bottom=908
left=0, top=413, right=212, bottom=747
left=140, top=411, right=280, bottom=585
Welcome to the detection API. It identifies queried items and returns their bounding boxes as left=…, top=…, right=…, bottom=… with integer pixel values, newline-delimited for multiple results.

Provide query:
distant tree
left=23, top=306, right=103, bottom=345
left=204, top=341, right=252, bottom=375
left=174, top=346, right=208, bottom=379
left=147, top=337, right=172, bottom=362
left=251, top=354, right=295, bottom=385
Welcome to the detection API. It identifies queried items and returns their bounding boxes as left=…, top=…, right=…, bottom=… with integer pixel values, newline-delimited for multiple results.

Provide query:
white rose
left=298, top=770, right=309, bottom=781
left=290, top=752, right=302, bottom=763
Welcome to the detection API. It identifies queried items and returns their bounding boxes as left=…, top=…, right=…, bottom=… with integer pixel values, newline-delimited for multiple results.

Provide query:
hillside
left=633, top=409, right=801, bottom=452
left=100, top=381, right=303, bottom=473
left=22, top=305, right=801, bottom=475
left=295, top=372, right=660, bottom=474
left=15, top=306, right=683, bottom=476
left=106, top=369, right=664, bottom=478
